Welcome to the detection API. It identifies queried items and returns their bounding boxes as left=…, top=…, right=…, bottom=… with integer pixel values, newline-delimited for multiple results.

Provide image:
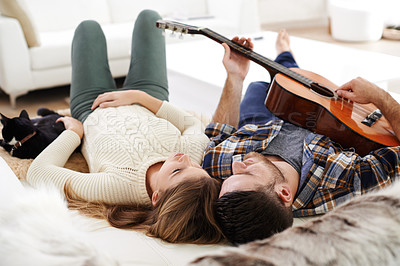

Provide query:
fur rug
left=191, top=181, right=400, bottom=266
left=0, top=185, right=118, bottom=266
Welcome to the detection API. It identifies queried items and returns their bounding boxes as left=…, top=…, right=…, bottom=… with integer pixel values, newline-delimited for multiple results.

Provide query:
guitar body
left=156, top=19, right=400, bottom=155
left=265, top=68, right=399, bottom=156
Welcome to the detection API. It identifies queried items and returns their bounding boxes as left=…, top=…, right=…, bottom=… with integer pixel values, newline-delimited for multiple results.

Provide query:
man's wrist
left=227, top=73, right=245, bottom=86
left=375, top=89, right=391, bottom=109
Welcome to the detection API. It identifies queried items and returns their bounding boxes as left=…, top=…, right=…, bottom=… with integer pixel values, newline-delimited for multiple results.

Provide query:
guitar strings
left=201, top=28, right=378, bottom=116
left=157, top=22, right=378, bottom=119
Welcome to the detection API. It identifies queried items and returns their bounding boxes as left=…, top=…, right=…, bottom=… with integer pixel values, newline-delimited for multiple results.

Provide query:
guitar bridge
left=362, top=109, right=382, bottom=127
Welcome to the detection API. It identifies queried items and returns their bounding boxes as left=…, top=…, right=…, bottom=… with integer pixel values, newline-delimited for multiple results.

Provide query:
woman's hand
left=91, top=90, right=142, bottom=110
left=91, top=90, right=163, bottom=114
left=222, top=37, right=253, bottom=81
left=57, top=117, right=84, bottom=139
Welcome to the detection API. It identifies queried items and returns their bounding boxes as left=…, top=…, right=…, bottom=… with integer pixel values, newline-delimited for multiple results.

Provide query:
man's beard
left=243, top=152, right=286, bottom=184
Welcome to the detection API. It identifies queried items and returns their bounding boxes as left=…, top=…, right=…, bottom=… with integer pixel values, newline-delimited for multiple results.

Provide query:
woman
left=26, top=10, right=224, bottom=244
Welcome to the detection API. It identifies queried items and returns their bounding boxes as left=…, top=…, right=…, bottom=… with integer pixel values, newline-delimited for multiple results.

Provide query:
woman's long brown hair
left=65, top=177, right=223, bottom=244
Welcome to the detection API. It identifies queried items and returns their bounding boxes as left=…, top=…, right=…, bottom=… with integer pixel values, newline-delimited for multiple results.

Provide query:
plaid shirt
left=202, top=120, right=400, bottom=217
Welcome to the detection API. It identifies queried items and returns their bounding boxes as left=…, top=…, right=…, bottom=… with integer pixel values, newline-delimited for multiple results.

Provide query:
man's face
left=219, top=152, right=285, bottom=198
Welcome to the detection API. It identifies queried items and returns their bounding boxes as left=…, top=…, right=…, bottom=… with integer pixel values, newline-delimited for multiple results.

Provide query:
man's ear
left=151, top=190, right=159, bottom=207
left=277, top=185, right=292, bottom=207
left=232, top=161, right=247, bottom=175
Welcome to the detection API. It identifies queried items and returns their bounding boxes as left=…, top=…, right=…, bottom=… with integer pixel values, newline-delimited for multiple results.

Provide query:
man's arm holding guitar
left=337, top=77, right=400, bottom=142
left=211, top=37, right=253, bottom=128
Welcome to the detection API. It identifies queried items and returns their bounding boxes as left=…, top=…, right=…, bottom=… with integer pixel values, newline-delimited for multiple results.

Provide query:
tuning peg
left=170, top=31, right=176, bottom=37
left=179, top=32, right=184, bottom=39
left=161, top=29, right=166, bottom=36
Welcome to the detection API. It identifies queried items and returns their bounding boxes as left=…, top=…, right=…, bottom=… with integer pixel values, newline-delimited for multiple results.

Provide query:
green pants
left=70, top=10, right=168, bottom=122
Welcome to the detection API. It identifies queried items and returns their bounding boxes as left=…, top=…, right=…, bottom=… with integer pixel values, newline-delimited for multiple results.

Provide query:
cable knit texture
left=27, top=102, right=209, bottom=206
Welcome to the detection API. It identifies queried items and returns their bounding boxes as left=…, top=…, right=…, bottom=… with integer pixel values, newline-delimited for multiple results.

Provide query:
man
left=204, top=30, right=400, bottom=244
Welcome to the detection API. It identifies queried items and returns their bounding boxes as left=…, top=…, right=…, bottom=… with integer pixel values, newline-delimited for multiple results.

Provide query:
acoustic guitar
left=156, top=20, right=400, bottom=156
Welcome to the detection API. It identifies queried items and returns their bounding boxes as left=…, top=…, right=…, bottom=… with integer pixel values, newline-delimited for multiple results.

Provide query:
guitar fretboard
left=201, top=28, right=314, bottom=88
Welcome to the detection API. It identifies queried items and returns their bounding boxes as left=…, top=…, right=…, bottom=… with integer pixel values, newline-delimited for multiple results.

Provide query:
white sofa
left=0, top=0, right=260, bottom=108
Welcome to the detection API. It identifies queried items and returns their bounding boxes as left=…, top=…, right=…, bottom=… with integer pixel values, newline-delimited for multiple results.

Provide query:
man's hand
left=336, top=77, right=386, bottom=105
left=222, top=37, right=253, bottom=81
left=211, top=37, right=253, bottom=127
left=57, top=117, right=84, bottom=139
left=337, top=77, right=400, bottom=142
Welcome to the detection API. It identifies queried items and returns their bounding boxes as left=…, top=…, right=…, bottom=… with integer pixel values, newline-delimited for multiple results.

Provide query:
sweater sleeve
left=156, top=101, right=205, bottom=136
left=156, top=101, right=210, bottom=164
left=26, top=130, right=150, bottom=205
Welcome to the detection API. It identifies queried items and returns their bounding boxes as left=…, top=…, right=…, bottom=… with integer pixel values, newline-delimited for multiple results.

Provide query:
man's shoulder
left=205, top=122, right=236, bottom=136
left=205, top=120, right=284, bottom=138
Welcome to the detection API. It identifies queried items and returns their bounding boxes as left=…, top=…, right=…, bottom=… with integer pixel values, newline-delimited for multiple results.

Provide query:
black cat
left=0, top=108, right=65, bottom=159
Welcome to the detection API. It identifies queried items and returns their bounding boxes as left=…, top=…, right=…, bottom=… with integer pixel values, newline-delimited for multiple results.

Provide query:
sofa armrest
left=207, top=0, right=261, bottom=34
left=0, top=16, right=34, bottom=101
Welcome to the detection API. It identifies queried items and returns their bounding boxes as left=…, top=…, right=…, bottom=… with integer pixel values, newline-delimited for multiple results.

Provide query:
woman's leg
left=70, top=20, right=117, bottom=122
left=122, top=10, right=169, bottom=101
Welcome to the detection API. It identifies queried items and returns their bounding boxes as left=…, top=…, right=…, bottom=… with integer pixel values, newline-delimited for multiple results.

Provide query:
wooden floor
left=277, top=25, right=400, bottom=57
left=0, top=25, right=399, bottom=118
left=0, top=85, right=70, bottom=118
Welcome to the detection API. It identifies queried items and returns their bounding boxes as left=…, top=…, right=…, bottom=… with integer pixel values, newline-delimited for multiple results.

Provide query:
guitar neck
left=200, top=28, right=313, bottom=88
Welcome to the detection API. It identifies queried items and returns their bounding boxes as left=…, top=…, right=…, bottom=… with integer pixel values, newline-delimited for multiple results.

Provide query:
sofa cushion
left=0, top=0, right=40, bottom=47
left=30, top=22, right=134, bottom=71
left=23, top=0, right=111, bottom=32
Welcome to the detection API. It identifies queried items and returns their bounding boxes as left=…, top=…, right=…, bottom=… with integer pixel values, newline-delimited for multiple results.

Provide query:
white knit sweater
left=27, top=102, right=210, bottom=206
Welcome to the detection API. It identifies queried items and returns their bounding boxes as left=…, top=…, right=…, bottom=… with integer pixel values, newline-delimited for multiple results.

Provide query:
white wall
left=257, top=0, right=400, bottom=28
left=382, top=0, right=400, bottom=25
left=258, top=0, right=328, bottom=26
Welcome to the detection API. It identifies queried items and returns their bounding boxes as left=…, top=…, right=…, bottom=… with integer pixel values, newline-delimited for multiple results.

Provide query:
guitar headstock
left=156, top=20, right=204, bottom=36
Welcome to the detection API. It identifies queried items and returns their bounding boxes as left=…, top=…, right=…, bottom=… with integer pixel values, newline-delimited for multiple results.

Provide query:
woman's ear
left=277, top=185, right=292, bottom=207
left=151, top=190, right=159, bottom=207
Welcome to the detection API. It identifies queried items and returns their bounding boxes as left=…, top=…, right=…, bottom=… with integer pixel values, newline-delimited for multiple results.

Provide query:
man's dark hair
left=215, top=189, right=293, bottom=245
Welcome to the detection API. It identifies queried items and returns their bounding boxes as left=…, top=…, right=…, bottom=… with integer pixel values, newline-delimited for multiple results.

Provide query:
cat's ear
left=19, top=110, right=30, bottom=120
left=0, top=113, right=10, bottom=126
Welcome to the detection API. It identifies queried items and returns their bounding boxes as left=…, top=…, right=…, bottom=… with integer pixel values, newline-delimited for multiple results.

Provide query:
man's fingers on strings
left=336, top=89, right=354, bottom=100
left=245, top=38, right=254, bottom=50
left=231, top=36, right=239, bottom=43
left=233, top=37, right=253, bottom=50
left=336, top=81, right=352, bottom=93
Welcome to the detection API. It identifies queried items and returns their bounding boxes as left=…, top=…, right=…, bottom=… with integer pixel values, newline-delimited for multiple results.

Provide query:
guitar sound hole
left=310, top=83, right=334, bottom=98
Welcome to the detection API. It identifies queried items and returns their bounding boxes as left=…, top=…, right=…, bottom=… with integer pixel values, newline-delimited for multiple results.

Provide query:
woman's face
left=154, top=152, right=210, bottom=193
